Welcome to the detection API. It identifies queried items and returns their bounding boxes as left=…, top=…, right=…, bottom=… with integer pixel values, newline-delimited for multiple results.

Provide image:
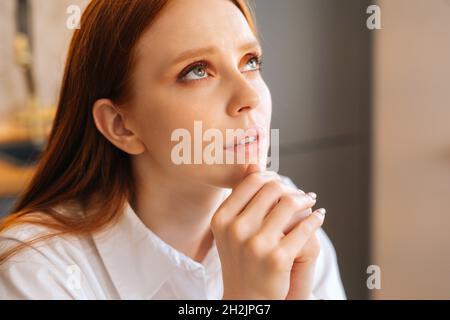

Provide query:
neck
left=130, top=159, right=226, bottom=263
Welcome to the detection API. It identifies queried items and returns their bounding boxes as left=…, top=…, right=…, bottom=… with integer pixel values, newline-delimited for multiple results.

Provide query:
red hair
left=0, top=0, right=258, bottom=264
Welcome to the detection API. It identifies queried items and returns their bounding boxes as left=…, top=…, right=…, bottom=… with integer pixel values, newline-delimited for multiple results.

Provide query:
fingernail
left=307, top=192, right=317, bottom=200
left=297, top=189, right=306, bottom=195
left=316, top=208, right=326, bottom=216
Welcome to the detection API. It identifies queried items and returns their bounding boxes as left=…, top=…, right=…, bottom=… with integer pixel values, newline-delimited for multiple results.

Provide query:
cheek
left=253, top=79, right=273, bottom=122
left=130, top=94, right=204, bottom=160
left=130, top=77, right=272, bottom=154
left=260, top=80, right=272, bottom=113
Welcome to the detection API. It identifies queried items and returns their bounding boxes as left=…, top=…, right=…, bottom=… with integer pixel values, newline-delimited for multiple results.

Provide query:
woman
left=0, top=0, right=346, bottom=299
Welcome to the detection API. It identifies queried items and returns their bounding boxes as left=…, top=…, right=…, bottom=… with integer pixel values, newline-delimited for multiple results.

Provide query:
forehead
left=135, top=0, right=258, bottom=61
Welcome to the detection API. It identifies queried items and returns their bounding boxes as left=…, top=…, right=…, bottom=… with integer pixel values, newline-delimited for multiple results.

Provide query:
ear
left=92, top=99, right=146, bottom=155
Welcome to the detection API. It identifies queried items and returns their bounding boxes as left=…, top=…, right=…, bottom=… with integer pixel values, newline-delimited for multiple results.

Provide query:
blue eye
left=243, top=55, right=263, bottom=72
left=177, top=54, right=263, bottom=83
left=180, top=62, right=209, bottom=81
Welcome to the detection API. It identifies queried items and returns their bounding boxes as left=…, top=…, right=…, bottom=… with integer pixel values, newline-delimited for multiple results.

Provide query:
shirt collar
left=92, top=189, right=231, bottom=299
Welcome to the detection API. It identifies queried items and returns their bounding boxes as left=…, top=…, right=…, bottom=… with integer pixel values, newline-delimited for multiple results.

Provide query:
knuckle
left=245, top=235, right=267, bottom=257
left=211, top=214, right=226, bottom=233
left=265, top=180, right=285, bottom=194
left=228, top=219, right=249, bottom=242
left=279, top=194, right=298, bottom=208
left=266, top=248, right=290, bottom=270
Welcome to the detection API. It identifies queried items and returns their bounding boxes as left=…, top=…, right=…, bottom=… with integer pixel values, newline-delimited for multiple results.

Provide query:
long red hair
left=0, top=0, right=258, bottom=264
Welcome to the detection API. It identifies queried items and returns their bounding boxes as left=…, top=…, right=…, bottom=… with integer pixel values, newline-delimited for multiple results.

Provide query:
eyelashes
left=177, top=53, right=264, bottom=83
left=178, top=61, right=209, bottom=81
left=246, top=54, right=264, bottom=71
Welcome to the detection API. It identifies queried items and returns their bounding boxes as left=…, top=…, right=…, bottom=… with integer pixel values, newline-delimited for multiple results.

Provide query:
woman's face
left=124, top=0, right=272, bottom=188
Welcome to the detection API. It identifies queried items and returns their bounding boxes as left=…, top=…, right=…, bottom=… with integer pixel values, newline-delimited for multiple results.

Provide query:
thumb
left=245, top=163, right=261, bottom=177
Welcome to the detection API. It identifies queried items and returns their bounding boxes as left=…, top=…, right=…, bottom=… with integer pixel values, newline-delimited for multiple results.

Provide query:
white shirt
left=0, top=185, right=346, bottom=300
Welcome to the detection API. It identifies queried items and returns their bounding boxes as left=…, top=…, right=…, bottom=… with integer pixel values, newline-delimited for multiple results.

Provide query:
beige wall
left=0, top=0, right=88, bottom=118
left=372, top=0, right=450, bottom=299
left=0, top=0, right=27, bottom=118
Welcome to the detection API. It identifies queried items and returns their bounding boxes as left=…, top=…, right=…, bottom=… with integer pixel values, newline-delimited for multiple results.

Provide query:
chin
left=201, top=163, right=254, bottom=189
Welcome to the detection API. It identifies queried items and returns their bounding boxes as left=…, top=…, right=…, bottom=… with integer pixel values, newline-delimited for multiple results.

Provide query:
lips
left=223, top=126, right=262, bottom=150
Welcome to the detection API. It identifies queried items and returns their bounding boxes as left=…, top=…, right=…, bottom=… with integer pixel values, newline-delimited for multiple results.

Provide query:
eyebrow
left=170, top=40, right=262, bottom=66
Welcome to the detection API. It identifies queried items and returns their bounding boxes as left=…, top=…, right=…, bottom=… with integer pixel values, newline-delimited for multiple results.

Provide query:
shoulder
left=0, top=210, right=96, bottom=299
left=0, top=214, right=87, bottom=264
left=1, top=203, right=94, bottom=265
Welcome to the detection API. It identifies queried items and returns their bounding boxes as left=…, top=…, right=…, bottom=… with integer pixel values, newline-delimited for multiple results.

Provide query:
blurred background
left=0, top=0, right=449, bottom=299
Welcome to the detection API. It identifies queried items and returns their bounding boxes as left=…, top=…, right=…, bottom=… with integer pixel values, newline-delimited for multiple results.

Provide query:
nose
left=226, top=73, right=260, bottom=117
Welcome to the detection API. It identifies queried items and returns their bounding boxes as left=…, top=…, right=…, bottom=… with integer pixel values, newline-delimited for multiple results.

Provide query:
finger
left=216, top=171, right=281, bottom=222
left=283, top=208, right=312, bottom=235
left=237, top=181, right=306, bottom=230
left=283, top=192, right=317, bottom=234
left=258, top=193, right=317, bottom=240
left=279, top=208, right=326, bottom=259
